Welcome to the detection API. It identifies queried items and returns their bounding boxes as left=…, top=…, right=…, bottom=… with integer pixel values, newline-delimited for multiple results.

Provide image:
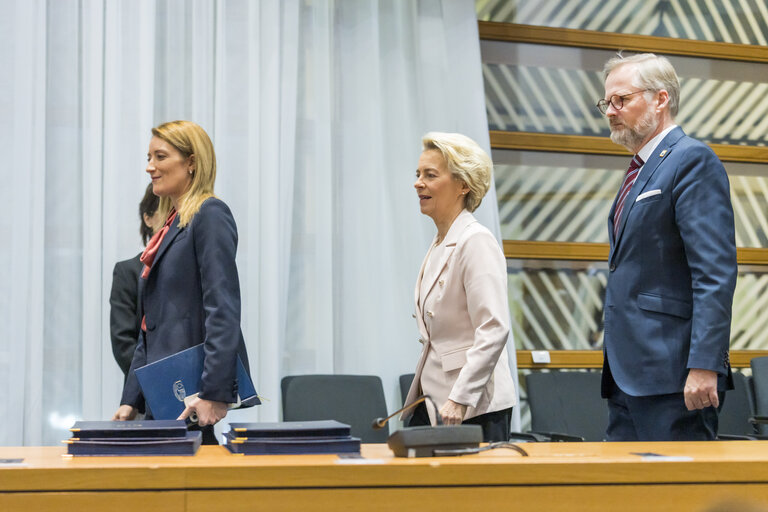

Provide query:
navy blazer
left=602, top=127, right=737, bottom=398
left=121, top=197, right=251, bottom=412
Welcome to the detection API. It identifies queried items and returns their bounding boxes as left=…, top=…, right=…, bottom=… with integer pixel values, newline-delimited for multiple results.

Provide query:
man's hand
left=177, top=396, right=228, bottom=426
left=112, top=404, right=137, bottom=421
left=439, top=399, right=468, bottom=425
left=684, top=368, right=719, bottom=410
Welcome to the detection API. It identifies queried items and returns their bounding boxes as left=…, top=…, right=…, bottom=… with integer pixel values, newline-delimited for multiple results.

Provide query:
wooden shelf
left=504, top=241, right=608, bottom=261
left=490, top=131, right=768, bottom=164
left=503, top=240, right=768, bottom=266
left=479, top=22, right=768, bottom=64
left=517, top=350, right=768, bottom=369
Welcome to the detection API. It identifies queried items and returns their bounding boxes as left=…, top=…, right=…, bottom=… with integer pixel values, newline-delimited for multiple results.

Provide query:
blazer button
left=427, top=311, right=434, bottom=317
left=418, top=338, right=424, bottom=344
left=439, top=279, right=445, bottom=286
left=609, top=263, right=616, bottom=272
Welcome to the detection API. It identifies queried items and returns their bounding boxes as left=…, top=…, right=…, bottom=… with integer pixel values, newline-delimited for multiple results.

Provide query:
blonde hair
left=151, top=120, right=216, bottom=228
left=421, top=132, right=492, bottom=212
left=603, top=53, right=680, bottom=118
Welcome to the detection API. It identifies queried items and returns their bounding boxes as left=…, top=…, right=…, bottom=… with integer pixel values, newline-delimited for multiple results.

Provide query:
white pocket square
left=636, top=189, right=661, bottom=202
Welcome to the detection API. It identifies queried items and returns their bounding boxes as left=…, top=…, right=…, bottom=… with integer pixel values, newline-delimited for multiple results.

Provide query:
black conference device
left=372, top=395, right=483, bottom=458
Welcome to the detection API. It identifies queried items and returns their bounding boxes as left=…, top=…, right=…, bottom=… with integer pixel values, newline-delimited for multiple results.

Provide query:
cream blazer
left=404, top=210, right=517, bottom=424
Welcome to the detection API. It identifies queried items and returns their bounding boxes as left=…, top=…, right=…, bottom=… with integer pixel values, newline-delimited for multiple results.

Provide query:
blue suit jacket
left=601, top=127, right=737, bottom=397
left=121, top=197, right=251, bottom=412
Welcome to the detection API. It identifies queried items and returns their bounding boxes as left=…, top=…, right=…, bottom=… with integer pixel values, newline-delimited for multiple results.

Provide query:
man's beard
left=610, top=107, right=658, bottom=151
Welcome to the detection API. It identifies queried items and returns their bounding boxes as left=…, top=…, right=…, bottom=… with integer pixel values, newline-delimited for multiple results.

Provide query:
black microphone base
left=387, top=425, right=483, bottom=457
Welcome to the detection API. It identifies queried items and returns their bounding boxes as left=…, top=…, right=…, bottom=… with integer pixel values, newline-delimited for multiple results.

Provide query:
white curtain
left=0, top=0, right=519, bottom=446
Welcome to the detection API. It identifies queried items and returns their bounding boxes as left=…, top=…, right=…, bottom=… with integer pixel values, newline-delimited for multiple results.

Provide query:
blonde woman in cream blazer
left=403, top=132, right=517, bottom=442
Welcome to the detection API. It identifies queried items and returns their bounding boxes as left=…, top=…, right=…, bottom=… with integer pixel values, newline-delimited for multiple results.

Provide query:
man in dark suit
left=598, top=53, right=737, bottom=441
left=109, top=254, right=143, bottom=376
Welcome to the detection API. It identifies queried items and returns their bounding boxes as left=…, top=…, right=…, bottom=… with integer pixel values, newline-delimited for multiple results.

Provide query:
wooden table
left=2, top=442, right=768, bottom=511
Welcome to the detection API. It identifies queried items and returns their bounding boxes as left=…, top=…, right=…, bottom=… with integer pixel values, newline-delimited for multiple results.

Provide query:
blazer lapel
left=611, top=127, right=684, bottom=254
left=147, top=216, right=183, bottom=279
left=414, top=243, right=432, bottom=340
left=607, top=190, right=619, bottom=248
left=419, top=210, right=476, bottom=309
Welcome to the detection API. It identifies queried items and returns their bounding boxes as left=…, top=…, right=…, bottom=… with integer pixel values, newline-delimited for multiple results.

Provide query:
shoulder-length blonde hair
left=422, top=132, right=492, bottom=212
left=151, top=120, right=216, bottom=228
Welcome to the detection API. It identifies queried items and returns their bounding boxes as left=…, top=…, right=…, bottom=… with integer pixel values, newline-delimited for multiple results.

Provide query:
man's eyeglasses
left=596, top=89, right=652, bottom=115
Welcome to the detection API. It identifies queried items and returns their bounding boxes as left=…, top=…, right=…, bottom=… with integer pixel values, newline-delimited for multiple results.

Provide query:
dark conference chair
left=717, top=371, right=755, bottom=438
left=281, top=374, right=389, bottom=443
left=399, top=373, right=415, bottom=406
left=525, top=370, right=608, bottom=442
left=750, top=357, right=768, bottom=435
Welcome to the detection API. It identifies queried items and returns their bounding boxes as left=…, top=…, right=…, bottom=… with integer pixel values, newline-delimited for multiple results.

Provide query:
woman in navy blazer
left=113, top=120, right=250, bottom=439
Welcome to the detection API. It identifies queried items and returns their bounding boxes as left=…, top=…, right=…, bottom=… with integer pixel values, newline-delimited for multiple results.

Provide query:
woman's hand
left=112, top=405, right=137, bottom=421
left=178, top=396, right=228, bottom=426
left=439, top=399, right=467, bottom=425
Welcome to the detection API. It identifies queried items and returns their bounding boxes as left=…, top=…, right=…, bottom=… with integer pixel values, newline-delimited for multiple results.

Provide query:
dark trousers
left=605, top=379, right=723, bottom=441
left=188, top=424, right=219, bottom=445
left=409, top=402, right=512, bottom=442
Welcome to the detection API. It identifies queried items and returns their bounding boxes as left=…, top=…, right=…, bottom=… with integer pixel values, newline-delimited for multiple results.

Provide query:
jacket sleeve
left=673, top=144, right=737, bottom=375
left=194, top=199, right=243, bottom=403
left=120, top=329, right=147, bottom=413
left=448, top=230, right=511, bottom=407
left=109, top=260, right=140, bottom=376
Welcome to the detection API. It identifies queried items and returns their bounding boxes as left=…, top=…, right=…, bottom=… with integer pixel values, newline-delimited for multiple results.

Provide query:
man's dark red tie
left=613, top=154, right=645, bottom=240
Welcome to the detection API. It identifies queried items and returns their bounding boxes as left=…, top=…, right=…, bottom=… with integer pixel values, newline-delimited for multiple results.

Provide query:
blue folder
left=228, top=420, right=351, bottom=438
left=225, top=435, right=361, bottom=455
left=66, top=431, right=202, bottom=456
left=70, top=420, right=187, bottom=439
left=224, top=421, right=359, bottom=455
left=135, top=344, right=260, bottom=420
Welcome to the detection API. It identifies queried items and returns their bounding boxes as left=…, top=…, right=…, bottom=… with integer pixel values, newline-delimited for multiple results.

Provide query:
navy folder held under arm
left=135, top=343, right=260, bottom=420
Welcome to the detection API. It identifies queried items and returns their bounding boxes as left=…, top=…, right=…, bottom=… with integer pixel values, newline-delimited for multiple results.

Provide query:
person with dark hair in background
left=109, top=183, right=159, bottom=378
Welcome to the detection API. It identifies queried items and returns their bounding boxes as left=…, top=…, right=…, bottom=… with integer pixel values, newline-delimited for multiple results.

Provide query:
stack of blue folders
left=65, top=420, right=201, bottom=456
left=225, top=420, right=361, bottom=455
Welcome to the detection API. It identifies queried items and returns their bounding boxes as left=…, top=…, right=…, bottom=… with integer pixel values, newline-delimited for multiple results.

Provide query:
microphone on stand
left=373, top=396, right=528, bottom=458
left=373, top=394, right=484, bottom=458
left=372, top=395, right=442, bottom=430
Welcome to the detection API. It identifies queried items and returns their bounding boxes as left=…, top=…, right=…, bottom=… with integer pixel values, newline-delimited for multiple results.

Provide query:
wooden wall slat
left=517, top=350, right=768, bottom=369
left=490, top=131, right=768, bottom=164
left=479, top=22, right=768, bottom=64
left=503, top=240, right=768, bottom=265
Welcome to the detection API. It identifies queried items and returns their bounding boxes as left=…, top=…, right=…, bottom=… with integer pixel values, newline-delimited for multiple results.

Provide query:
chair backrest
left=718, top=371, right=755, bottom=436
left=281, top=374, right=389, bottom=443
left=526, top=370, right=608, bottom=442
left=399, top=373, right=415, bottom=406
left=751, top=357, right=768, bottom=435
